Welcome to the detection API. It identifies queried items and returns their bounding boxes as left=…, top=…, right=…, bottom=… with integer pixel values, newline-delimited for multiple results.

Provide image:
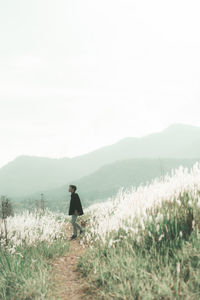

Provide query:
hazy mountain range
left=17, top=157, right=199, bottom=212
left=0, top=123, right=200, bottom=211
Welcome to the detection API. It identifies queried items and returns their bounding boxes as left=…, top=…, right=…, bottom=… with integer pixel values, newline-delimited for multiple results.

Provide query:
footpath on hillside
left=49, top=221, right=97, bottom=300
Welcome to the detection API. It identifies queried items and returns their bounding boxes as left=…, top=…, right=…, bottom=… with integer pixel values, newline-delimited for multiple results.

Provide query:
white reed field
left=0, top=209, right=67, bottom=253
left=81, top=162, right=200, bottom=246
left=78, top=163, right=200, bottom=299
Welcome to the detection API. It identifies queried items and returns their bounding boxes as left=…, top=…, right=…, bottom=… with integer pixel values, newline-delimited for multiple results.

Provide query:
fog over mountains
left=24, top=157, right=199, bottom=211
left=0, top=123, right=200, bottom=210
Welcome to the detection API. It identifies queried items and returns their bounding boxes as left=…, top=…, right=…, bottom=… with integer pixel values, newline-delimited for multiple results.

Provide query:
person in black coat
left=68, top=185, right=84, bottom=240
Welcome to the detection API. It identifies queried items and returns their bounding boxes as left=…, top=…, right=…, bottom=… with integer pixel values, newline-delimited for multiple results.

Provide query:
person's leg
left=74, top=214, right=83, bottom=232
left=71, top=215, right=78, bottom=236
left=76, top=221, right=83, bottom=232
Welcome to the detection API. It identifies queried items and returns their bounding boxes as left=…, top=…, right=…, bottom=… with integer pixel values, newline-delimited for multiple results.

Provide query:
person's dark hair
left=70, top=185, right=77, bottom=192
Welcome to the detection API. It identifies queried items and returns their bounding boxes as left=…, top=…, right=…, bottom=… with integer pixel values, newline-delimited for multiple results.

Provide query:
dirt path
left=50, top=223, right=95, bottom=300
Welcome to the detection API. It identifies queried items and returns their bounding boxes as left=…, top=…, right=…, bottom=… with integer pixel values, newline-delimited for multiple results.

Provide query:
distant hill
left=16, top=158, right=200, bottom=212
left=0, top=156, right=74, bottom=196
left=0, top=123, right=200, bottom=197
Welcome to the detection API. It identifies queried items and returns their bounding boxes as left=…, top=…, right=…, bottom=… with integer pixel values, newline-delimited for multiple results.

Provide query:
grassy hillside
left=2, top=163, right=200, bottom=299
left=0, top=123, right=200, bottom=197
left=14, top=158, right=200, bottom=212
left=0, top=210, right=70, bottom=299
left=77, top=163, right=200, bottom=299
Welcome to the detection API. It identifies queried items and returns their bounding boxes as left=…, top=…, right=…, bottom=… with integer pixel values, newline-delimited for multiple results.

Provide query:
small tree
left=35, top=193, right=45, bottom=214
left=0, top=195, right=13, bottom=219
left=0, top=196, right=14, bottom=246
left=40, top=193, right=45, bottom=212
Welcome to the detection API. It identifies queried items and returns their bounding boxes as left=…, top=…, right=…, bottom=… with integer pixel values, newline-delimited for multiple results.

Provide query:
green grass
left=0, top=239, right=70, bottom=300
left=77, top=193, right=200, bottom=299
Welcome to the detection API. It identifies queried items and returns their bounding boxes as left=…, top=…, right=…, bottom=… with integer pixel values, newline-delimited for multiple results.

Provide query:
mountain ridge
left=0, top=123, right=200, bottom=197
left=14, top=157, right=200, bottom=212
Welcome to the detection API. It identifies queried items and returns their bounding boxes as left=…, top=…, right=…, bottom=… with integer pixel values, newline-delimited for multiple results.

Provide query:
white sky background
left=0, top=0, right=200, bottom=167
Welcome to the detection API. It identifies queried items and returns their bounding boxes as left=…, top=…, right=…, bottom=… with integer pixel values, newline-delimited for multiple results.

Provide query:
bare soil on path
left=49, top=222, right=98, bottom=300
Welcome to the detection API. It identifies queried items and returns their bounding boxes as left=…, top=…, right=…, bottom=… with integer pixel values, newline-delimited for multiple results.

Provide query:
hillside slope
left=16, top=158, right=200, bottom=211
left=1, top=123, right=200, bottom=197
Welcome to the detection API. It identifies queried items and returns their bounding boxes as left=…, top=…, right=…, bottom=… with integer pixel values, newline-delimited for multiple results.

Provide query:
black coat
left=68, top=192, right=84, bottom=215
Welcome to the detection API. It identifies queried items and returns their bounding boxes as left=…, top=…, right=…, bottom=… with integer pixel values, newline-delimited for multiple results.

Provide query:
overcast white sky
left=0, top=0, right=200, bottom=167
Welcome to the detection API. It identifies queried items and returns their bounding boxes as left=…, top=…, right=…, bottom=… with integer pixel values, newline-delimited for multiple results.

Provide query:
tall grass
left=78, top=163, right=200, bottom=299
left=0, top=209, right=70, bottom=299
left=0, top=209, right=67, bottom=252
left=0, top=240, right=69, bottom=299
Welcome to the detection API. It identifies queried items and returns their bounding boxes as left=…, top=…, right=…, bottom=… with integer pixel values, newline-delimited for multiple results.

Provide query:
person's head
left=69, top=185, right=77, bottom=193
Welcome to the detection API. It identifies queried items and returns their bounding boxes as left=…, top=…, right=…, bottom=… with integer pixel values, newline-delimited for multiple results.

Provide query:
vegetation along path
left=50, top=222, right=95, bottom=300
